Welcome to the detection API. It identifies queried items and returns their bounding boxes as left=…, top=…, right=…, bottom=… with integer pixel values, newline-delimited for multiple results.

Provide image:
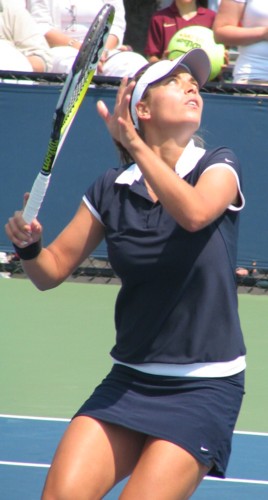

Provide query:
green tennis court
left=1, top=278, right=116, bottom=418
left=1, top=278, right=267, bottom=430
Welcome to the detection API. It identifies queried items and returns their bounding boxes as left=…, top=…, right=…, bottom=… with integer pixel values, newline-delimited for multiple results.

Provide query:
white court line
left=0, top=461, right=49, bottom=468
left=205, top=477, right=268, bottom=486
left=235, top=430, right=268, bottom=437
left=0, top=461, right=268, bottom=486
left=0, top=414, right=69, bottom=422
left=0, top=414, right=267, bottom=436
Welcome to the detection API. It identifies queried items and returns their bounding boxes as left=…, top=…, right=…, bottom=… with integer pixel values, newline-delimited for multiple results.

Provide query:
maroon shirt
left=145, top=2, right=216, bottom=58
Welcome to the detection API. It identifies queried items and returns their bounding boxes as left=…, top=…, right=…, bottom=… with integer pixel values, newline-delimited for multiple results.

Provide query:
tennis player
left=6, top=48, right=246, bottom=500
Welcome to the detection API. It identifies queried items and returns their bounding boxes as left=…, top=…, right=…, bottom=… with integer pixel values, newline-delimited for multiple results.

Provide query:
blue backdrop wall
left=1, top=82, right=267, bottom=268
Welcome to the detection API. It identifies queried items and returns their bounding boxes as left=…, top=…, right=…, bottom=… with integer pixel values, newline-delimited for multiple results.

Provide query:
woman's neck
left=150, top=140, right=187, bottom=170
left=145, top=126, right=194, bottom=168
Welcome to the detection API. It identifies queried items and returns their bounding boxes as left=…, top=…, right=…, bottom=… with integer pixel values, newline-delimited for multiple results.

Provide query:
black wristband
left=13, top=240, right=42, bottom=260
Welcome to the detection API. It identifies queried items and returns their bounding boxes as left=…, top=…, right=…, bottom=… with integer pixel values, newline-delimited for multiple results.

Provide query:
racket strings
left=62, top=16, right=113, bottom=130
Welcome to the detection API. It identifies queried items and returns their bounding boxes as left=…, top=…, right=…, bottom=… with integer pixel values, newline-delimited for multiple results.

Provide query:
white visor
left=130, top=48, right=211, bottom=129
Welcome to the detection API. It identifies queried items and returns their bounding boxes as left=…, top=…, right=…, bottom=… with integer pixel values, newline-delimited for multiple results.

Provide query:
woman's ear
left=136, top=100, right=151, bottom=124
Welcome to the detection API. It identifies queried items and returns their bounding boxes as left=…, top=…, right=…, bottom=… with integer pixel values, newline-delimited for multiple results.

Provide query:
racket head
left=74, top=4, right=114, bottom=74
left=42, top=3, right=115, bottom=174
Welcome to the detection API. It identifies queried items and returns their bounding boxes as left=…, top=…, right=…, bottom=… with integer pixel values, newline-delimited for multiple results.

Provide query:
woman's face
left=137, top=68, right=203, bottom=134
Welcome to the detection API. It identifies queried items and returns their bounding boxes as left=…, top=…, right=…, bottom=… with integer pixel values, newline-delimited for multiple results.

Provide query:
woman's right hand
left=5, top=193, right=43, bottom=248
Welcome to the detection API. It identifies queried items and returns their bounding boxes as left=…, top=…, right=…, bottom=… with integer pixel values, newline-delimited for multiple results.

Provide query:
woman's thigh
left=120, top=436, right=210, bottom=500
left=42, top=415, right=146, bottom=500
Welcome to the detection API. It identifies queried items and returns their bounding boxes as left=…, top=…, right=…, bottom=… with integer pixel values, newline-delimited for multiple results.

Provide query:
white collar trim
left=115, top=140, right=206, bottom=185
left=115, top=162, right=142, bottom=185
left=175, top=139, right=206, bottom=178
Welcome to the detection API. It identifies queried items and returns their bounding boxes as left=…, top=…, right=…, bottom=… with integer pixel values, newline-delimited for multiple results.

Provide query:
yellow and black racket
left=23, top=4, right=114, bottom=223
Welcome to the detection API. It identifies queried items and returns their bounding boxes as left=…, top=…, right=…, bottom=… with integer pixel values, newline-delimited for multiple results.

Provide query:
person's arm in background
left=25, top=0, right=82, bottom=49
left=214, top=0, right=268, bottom=46
left=108, top=0, right=126, bottom=47
left=4, top=1, right=52, bottom=71
left=27, top=0, right=127, bottom=67
left=43, top=29, right=81, bottom=50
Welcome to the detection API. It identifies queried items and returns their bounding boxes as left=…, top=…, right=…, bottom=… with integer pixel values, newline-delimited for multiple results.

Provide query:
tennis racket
left=22, top=4, right=115, bottom=224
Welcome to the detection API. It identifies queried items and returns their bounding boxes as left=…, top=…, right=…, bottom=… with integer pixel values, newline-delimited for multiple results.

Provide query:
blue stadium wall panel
left=1, top=83, right=267, bottom=268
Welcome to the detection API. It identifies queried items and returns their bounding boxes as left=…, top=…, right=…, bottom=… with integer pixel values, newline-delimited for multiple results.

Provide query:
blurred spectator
left=23, top=0, right=147, bottom=77
left=214, top=0, right=268, bottom=84
left=157, top=2, right=222, bottom=12
left=0, top=0, right=52, bottom=72
left=157, top=0, right=172, bottom=7
left=145, top=0, right=216, bottom=63
left=208, top=0, right=221, bottom=11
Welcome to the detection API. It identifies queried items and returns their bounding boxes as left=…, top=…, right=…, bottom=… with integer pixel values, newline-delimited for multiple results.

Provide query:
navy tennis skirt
left=74, top=364, right=245, bottom=477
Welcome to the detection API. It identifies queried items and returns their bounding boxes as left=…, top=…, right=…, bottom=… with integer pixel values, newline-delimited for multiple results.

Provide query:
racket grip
left=23, top=172, right=51, bottom=224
